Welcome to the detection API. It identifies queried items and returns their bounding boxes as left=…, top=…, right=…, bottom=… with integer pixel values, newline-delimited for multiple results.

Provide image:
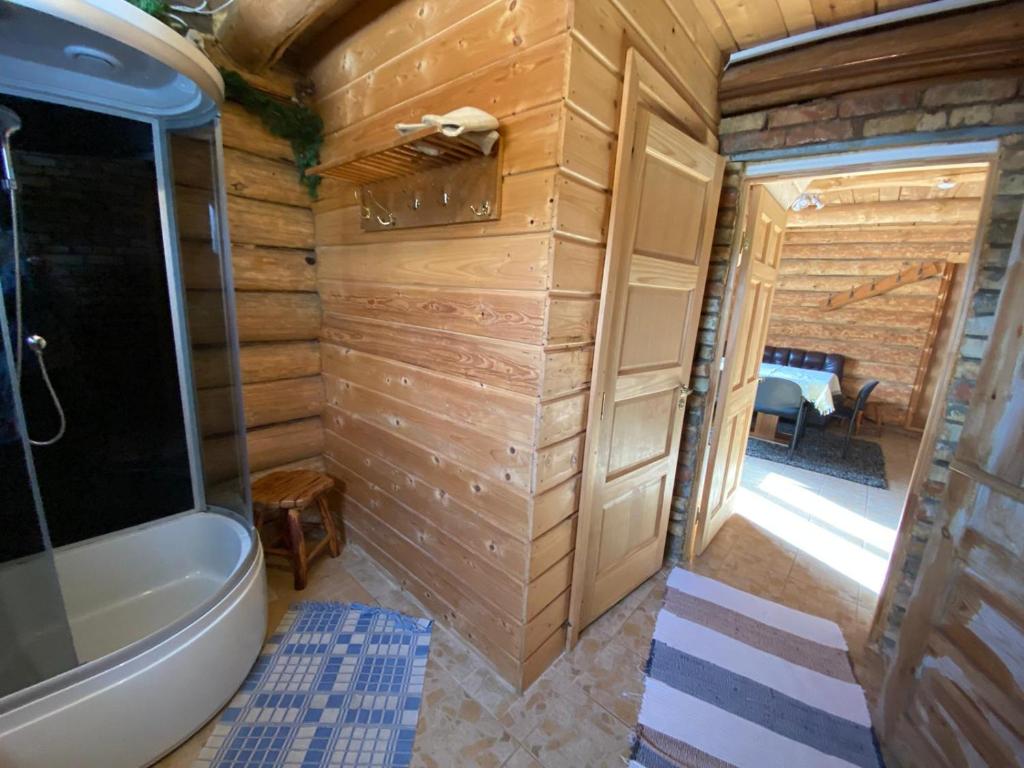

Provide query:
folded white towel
left=396, top=107, right=499, bottom=155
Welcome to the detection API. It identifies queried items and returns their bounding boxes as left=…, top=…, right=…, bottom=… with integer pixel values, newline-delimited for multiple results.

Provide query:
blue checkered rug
left=193, top=602, right=432, bottom=768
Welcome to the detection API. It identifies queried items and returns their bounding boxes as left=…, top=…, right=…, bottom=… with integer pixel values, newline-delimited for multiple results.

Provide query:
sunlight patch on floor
left=734, top=479, right=890, bottom=593
left=757, top=472, right=898, bottom=551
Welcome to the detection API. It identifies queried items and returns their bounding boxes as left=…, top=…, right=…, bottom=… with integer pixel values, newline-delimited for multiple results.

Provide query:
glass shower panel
left=0, top=95, right=194, bottom=547
left=166, top=121, right=250, bottom=521
left=0, top=225, right=78, bottom=700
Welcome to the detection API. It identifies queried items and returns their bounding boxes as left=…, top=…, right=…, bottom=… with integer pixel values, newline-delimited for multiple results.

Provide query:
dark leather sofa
left=761, top=345, right=845, bottom=425
left=762, top=345, right=845, bottom=380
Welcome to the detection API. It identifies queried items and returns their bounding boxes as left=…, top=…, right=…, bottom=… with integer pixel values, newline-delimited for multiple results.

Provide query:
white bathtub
left=0, top=510, right=266, bottom=767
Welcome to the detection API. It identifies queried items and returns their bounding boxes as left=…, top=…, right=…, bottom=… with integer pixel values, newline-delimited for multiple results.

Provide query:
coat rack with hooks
left=307, top=124, right=502, bottom=231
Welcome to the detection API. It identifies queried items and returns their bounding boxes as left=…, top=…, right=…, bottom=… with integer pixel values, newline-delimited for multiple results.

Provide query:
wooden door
left=878, top=205, right=1023, bottom=766
left=696, top=186, right=786, bottom=554
left=569, top=50, right=724, bottom=640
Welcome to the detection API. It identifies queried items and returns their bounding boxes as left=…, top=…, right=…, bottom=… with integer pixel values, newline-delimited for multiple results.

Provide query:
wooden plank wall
left=211, top=103, right=324, bottom=477
left=766, top=196, right=982, bottom=424
left=308, top=0, right=577, bottom=689
left=305, top=0, right=720, bottom=687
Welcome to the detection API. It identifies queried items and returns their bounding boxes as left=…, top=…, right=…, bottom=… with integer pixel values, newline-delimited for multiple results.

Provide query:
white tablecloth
left=758, top=362, right=842, bottom=415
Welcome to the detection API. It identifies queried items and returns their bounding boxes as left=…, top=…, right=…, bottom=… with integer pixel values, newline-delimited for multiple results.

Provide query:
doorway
left=688, top=145, right=998, bottom=677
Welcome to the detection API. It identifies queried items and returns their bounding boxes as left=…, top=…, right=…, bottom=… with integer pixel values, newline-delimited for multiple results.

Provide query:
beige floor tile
left=515, top=688, right=631, bottom=768
left=580, top=573, right=659, bottom=644
left=463, top=665, right=521, bottom=720
left=494, top=669, right=590, bottom=743
left=787, top=552, right=861, bottom=604
left=566, top=635, right=646, bottom=727
left=500, top=747, right=546, bottom=768
left=429, top=625, right=490, bottom=688
left=777, top=576, right=859, bottom=628
left=412, top=659, right=519, bottom=768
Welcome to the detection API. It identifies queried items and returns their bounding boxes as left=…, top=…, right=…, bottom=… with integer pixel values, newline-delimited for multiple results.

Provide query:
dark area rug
left=746, top=426, right=888, bottom=488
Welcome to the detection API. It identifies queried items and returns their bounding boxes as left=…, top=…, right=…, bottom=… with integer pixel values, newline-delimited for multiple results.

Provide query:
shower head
left=0, top=106, right=21, bottom=139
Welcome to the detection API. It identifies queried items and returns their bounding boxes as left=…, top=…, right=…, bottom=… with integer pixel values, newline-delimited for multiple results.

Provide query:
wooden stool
left=252, top=470, right=341, bottom=590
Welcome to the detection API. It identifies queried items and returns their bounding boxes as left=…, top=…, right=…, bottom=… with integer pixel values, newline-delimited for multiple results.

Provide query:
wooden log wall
left=309, top=0, right=578, bottom=690
left=305, top=0, right=719, bottom=688
left=766, top=192, right=983, bottom=424
left=185, top=103, right=324, bottom=480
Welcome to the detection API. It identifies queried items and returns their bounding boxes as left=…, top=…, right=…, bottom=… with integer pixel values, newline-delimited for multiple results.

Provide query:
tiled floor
left=159, top=428, right=919, bottom=768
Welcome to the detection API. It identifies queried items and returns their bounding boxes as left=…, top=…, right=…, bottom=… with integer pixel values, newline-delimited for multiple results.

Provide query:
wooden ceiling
left=807, top=167, right=987, bottom=204
left=786, top=164, right=988, bottom=230
left=693, top=0, right=937, bottom=52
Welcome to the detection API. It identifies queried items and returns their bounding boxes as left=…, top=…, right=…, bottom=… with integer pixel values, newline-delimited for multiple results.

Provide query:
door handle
left=678, top=385, right=693, bottom=408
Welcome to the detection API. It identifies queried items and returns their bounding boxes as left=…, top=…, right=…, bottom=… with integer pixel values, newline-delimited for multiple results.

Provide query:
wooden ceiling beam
left=216, top=0, right=357, bottom=73
left=807, top=168, right=989, bottom=194
left=719, top=4, right=1024, bottom=114
left=788, top=198, right=982, bottom=228
left=783, top=242, right=974, bottom=262
left=784, top=224, right=979, bottom=244
left=201, top=38, right=299, bottom=98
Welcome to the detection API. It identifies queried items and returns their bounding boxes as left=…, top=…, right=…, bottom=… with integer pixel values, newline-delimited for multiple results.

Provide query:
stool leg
left=286, top=508, right=308, bottom=590
left=318, top=496, right=341, bottom=557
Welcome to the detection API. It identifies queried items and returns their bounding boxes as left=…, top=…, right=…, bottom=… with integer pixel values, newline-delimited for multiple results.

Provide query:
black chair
left=754, top=377, right=807, bottom=457
left=831, top=380, right=880, bottom=458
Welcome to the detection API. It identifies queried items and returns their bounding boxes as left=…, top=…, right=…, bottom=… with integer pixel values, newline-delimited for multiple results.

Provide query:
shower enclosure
left=0, top=2, right=266, bottom=766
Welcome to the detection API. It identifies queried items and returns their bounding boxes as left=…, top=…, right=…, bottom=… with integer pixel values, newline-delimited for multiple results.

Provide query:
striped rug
left=631, top=569, right=882, bottom=768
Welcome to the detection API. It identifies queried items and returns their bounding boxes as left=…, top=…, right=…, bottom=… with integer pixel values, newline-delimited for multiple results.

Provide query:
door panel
left=596, top=476, right=666, bottom=570
left=634, top=159, right=704, bottom=256
left=619, top=287, right=691, bottom=369
left=570, top=50, right=725, bottom=639
left=697, top=186, right=787, bottom=555
left=607, top=390, right=675, bottom=476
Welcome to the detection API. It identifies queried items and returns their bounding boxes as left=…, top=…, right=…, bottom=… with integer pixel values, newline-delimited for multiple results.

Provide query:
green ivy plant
left=125, top=0, right=181, bottom=29
left=127, top=0, right=169, bottom=15
left=123, top=2, right=324, bottom=199
left=221, top=70, right=323, bottom=200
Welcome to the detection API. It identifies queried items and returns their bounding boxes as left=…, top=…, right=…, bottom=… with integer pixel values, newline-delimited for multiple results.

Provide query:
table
left=758, top=362, right=842, bottom=415
left=751, top=362, right=843, bottom=444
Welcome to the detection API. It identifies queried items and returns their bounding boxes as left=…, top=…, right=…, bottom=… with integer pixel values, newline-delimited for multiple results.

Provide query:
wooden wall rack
left=308, top=125, right=502, bottom=231
left=820, top=260, right=945, bottom=311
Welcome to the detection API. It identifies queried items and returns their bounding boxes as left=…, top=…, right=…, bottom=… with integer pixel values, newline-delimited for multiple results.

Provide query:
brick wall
left=668, top=74, right=1024, bottom=656
left=667, top=166, right=741, bottom=560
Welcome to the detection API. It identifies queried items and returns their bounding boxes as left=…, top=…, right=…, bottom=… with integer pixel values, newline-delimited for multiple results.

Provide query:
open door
left=695, top=185, right=786, bottom=555
left=569, top=50, right=724, bottom=642
left=878, top=203, right=1022, bottom=766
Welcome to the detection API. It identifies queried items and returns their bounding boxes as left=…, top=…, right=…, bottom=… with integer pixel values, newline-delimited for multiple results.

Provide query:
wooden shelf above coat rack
left=308, top=125, right=502, bottom=231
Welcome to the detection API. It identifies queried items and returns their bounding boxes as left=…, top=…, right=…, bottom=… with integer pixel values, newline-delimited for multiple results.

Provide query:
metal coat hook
left=355, top=189, right=371, bottom=220
left=364, top=188, right=395, bottom=226
left=470, top=200, right=491, bottom=217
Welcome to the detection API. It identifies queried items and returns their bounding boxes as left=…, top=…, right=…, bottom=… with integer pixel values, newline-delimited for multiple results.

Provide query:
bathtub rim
left=0, top=507, right=257, bottom=717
